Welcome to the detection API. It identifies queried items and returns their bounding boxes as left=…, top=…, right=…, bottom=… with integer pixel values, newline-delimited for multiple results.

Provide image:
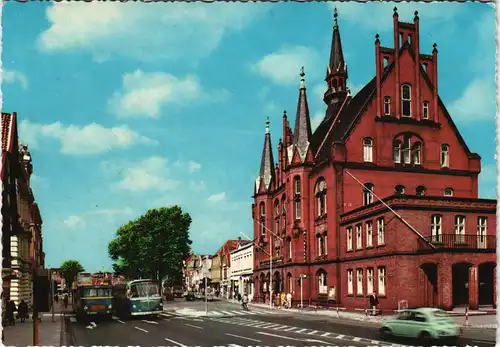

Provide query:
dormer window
left=401, top=84, right=411, bottom=117
left=441, top=144, right=449, bottom=168
left=444, top=188, right=454, bottom=197
left=395, top=185, right=405, bottom=195
left=422, top=101, right=429, bottom=119
left=363, top=138, right=373, bottom=162
left=384, top=97, right=391, bottom=115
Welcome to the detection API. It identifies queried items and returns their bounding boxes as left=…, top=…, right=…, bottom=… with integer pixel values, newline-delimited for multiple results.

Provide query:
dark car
left=186, top=292, right=196, bottom=301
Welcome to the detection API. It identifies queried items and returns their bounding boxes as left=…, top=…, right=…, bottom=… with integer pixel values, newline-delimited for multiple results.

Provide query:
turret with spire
left=255, top=117, right=276, bottom=193
left=324, top=8, right=349, bottom=107
left=288, top=67, right=313, bottom=164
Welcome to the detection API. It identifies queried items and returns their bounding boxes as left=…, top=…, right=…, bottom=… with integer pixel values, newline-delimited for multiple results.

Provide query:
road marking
left=370, top=340, right=380, bottom=344
left=164, top=337, right=188, bottom=347
left=69, top=317, right=76, bottom=323
left=336, top=334, right=345, bottom=339
left=117, top=320, right=126, bottom=324
left=296, top=328, right=308, bottom=333
left=321, top=332, right=331, bottom=337
left=307, top=330, right=319, bottom=335
left=255, top=332, right=302, bottom=341
left=228, top=344, right=244, bottom=347
left=134, top=326, right=148, bottom=333
left=192, top=318, right=204, bottom=322
left=353, top=337, right=361, bottom=341
left=210, top=311, right=223, bottom=316
left=184, top=323, right=203, bottom=329
left=284, top=327, right=297, bottom=331
left=272, top=325, right=288, bottom=330
left=142, top=319, right=159, bottom=324
left=264, top=323, right=280, bottom=328
left=305, top=338, right=330, bottom=344
left=221, top=310, right=234, bottom=315
left=225, top=333, right=262, bottom=342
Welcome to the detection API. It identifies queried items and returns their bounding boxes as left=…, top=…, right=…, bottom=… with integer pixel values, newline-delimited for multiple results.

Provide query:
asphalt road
left=65, top=309, right=495, bottom=347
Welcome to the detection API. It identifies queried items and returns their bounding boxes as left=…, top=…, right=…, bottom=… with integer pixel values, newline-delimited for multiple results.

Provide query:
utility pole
left=300, top=275, right=304, bottom=309
left=204, top=272, right=208, bottom=315
left=51, top=269, right=55, bottom=322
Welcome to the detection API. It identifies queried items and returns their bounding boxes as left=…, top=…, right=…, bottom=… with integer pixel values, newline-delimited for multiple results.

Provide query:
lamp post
left=241, top=224, right=284, bottom=311
left=51, top=269, right=55, bottom=322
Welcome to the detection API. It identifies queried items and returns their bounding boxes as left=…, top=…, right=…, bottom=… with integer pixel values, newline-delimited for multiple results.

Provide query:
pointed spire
left=292, top=67, right=313, bottom=161
left=256, top=117, right=275, bottom=192
left=328, top=8, right=346, bottom=77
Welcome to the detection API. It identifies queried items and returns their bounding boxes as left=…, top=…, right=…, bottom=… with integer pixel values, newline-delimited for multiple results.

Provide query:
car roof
left=401, top=307, right=443, bottom=313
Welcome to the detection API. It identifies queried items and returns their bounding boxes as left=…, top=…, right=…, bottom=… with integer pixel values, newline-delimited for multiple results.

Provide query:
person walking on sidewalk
left=18, top=300, right=28, bottom=323
left=369, top=292, right=379, bottom=316
left=6, top=300, right=16, bottom=326
left=63, top=294, right=69, bottom=309
left=286, top=292, right=292, bottom=309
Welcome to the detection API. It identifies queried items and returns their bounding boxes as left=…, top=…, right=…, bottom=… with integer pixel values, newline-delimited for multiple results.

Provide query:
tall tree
left=108, top=205, right=192, bottom=281
left=59, top=260, right=85, bottom=289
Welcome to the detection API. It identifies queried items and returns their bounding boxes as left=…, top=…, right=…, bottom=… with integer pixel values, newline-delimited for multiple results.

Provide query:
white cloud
left=207, top=192, right=226, bottom=203
left=63, top=207, right=134, bottom=229
left=311, top=111, right=325, bottom=131
left=188, top=161, right=202, bottom=173
left=19, top=120, right=157, bottom=155
left=448, top=78, right=496, bottom=122
left=189, top=180, right=206, bottom=192
left=329, top=2, right=463, bottom=31
left=479, top=163, right=497, bottom=199
left=109, top=70, right=218, bottom=119
left=3, top=69, right=28, bottom=89
left=63, top=215, right=83, bottom=228
left=38, top=3, right=269, bottom=62
left=349, top=83, right=363, bottom=96
left=251, top=46, right=320, bottom=85
left=114, top=156, right=180, bottom=193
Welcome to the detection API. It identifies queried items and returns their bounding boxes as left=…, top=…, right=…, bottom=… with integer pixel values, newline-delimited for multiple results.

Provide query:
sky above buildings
left=2, top=2, right=496, bottom=272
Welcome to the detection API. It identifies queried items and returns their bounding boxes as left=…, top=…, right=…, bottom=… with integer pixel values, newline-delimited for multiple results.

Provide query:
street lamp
left=241, top=221, right=284, bottom=311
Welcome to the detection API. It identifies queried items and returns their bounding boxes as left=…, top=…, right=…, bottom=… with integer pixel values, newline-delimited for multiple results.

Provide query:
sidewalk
left=248, top=302, right=497, bottom=329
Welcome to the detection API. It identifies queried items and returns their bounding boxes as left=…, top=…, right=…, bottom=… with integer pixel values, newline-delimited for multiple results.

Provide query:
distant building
left=210, top=253, right=221, bottom=294
left=230, top=241, right=254, bottom=300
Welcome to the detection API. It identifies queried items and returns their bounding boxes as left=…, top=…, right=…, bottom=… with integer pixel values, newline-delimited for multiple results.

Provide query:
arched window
left=422, top=101, right=429, bottom=119
left=259, top=202, right=266, bottom=237
left=286, top=237, right=292, bottom=260
left=274, top=200, right=280, bottom=216
left=317, top=233, right=326, bottom=256
left=287, top=273, right=293, bottom=292
left=363, top=137, right=373, bottom=162
left=401, top=84, right=412, bottom=117
left=402, top=136, right=411, bottom=164
left=363, top=183, right=374, bottom=206
left=393, top=140, right=402, bottom=163
left=384, top=96, right=391, bottom=116
left=412, top=142, right=421, bottom=165
left=293, top=176, right=301, bottom=220
left=441, top=144, right=449, bottom=168
left=416, top=186, right=426, bottom=196
left=318, top=270, right=327, bottom=289
left=315, top=179, right=327, bottom=217
left=444, top=188, right=454, bottom=197
left=395, top=185, right=405, bottom=195
left=281, top=195, right=287, bottom=234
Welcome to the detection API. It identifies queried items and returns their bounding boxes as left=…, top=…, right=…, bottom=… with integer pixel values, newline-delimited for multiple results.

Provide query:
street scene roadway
left=65, top=300, right=495, bottom=347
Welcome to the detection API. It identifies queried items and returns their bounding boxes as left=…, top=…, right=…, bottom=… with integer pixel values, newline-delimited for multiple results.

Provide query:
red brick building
left=251, top=9, right=496, bottom=311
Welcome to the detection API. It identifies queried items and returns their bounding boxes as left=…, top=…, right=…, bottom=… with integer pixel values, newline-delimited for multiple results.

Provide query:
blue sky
left=1, top=2, right=496, bottom=272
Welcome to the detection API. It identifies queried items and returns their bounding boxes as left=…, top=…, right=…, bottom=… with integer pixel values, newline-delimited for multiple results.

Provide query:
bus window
left=131, top=282, right=160, bottom=297
left=83, top=288, right=112, bottom=297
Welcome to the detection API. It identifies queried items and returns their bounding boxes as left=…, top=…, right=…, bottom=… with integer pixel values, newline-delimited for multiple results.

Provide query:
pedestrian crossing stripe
left=206, top=316, right=405, bottom=347
left=160, top=309, right=283, bottom=318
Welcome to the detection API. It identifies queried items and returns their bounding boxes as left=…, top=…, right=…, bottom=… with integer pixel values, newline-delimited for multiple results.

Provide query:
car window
left=413, top=313, right=427, bottom=322
left=397, top=311, right=412, bottom=320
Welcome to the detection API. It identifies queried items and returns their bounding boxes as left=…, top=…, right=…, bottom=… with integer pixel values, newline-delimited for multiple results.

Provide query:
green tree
left=60, top=260, right=85, bottom=289
left=108, top=205, right=192, bottom=281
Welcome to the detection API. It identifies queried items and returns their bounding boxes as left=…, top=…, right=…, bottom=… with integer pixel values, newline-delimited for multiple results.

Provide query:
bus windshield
left=82, top=287, right=112, bottom=297
left=130, top=282, right=160, bottom=297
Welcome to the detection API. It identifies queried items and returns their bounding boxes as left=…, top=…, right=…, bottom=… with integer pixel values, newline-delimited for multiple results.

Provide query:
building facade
left=1, top=112, right=45, bottom=306
left=230, top=241, right=254, bottom=300
left=210, top=253, right=221, bottom=294
left=251, top=9, right=496, bottom=311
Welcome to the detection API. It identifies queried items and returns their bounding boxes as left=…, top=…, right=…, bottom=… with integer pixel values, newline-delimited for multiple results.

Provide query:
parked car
left=185, top=292, right=196, bottom=301
left=380, top=308, right=461, bottom=345
left=194, top=293, right=203, bottom=300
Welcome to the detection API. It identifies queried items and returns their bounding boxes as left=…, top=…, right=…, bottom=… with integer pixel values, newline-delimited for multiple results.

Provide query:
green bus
left=73, top=272, right=114, bottom=320
left=113, top=279, right=163, bottom=318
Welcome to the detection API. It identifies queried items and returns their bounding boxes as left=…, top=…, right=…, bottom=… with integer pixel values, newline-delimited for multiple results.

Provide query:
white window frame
left=363, top=138, right=373, bottom=162
left=347, top=227, right=353, bottom=251
left=317, top=236, right=323, bottom=256
left=402, top=136, right=411, bottom=164
left=260, top=203, right=265, bottom=217
left=366, top=221, right=373, bottom=247
left=377, top=218, right=385, bottom=245
left=294, top=200, right=301, bottom=220
left=393, top=140, right=402, bottom=163
left=444, top=188, right=454, bottom=197
left=363, top=184, right=374, bottom=206
left=477, top=217, right=487, bottom=249
left=347, top=270, right=353, bottom=295
left=318, top=272, right=327, bottom=288
left=384, top=96, right=391, bottom=116
left=260, top=223, right=265, bottom=237
left=441, top=144, right=449, bottom=168
left=367, top=268, right=374, bottom=294
left=324, top=234, right=328, bottom=255
left=356, top=225, right=362, bottom=249
left=288, top=239, right=292, bottom=259
left=377, top=267, right=386, bottom=296
left=356, top=269, right=363, bottom=296
left=416, top=186, right=425, bottom=196
left=431, top=215, right=442, bottom=243
left=422, top=101, right=429, bottom=119
left=294, top=177, right=301, bottom=195
left=455, top=215, right=465, bottom=243
left=412, top=143, right=421, bottom=165
left=401, top=84, right=412, bottom=117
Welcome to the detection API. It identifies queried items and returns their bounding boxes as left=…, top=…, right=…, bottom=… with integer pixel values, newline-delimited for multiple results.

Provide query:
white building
left=229, top=242, right=254, bottom=300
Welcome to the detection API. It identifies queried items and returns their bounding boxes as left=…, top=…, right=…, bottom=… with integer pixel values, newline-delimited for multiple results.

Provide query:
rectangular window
left=477, top=217, right=487, bottom=249
left=294, top=178, right=301, bottom=195
left=356, top=269, right=363, bottom=296
left=384, top=97, right=391, bottom=115
left=402, top=137, right=411, bottom=164
left=441, top=145, right=449, bottom=168
left=347, top=270, right=353, bottom=295
left=455, top=215, right=465, bottom=243
left=377, top=267, right=386, bottom=296
left=377, top=218, right=385, bottom=245
left=288, top=240, right=292, bottom=260
left=422, top=102, right=429, bottom=119
left=366, top=221, right=373, bottom=247
left=318, top=236, right=322, bottom=256
left=347, top=227, right=353, bottom=251
left=294, top=201, right=301, bottom=220
left=260, top=223, right=265, bottom=237
left=356, top=225, right=362, bottom=249
left=431, top=215, right=442, bottom=243
left=324, top=234, right=328, bottom=255
left=367, top=268, right=374, bottom=294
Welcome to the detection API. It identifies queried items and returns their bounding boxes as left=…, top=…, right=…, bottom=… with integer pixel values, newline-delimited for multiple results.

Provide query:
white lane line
left=225, top=333, right=262, bottom=342
left=353, top=337, right=362, bottom=341
left=321, top=332, right=331, bottom=337
left=284, top=327, right=297, bottom=331
left=192, top=318, right=204, bottom=322
left=230, top=310, right=247, bottom=315
left=228, top=344, right=244, bottom=347
left=184, top=323, right=203, bottom=329
left=142, top=319, right=159, bottom=324
left=272, top=325, right=288, bottom=330
left=134, top=326, right=148, bottom=333
left=165, top=337, right=188, bottom=347
left=336, top=334, right=345, bottom=339
left=117, top=320, right=126, bottom=324
left=255, top=332, right=303, bottom=341
left=370, top=340, right=380, bottom=344
left=210, top=311, right=223, bottom=316
left=307, top=330, right=319, bottom=335
left=296, top=328, right=308, bottom=333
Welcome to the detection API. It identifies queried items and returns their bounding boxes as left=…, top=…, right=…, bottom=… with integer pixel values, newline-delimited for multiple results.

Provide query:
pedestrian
left=63, top=294, right=69, bottom=309
left=286, top=292, right=292, bottom=309
left=18, top=300, right=28, bottom=323
left=280, top=292, right=286, bottom=308
left=369, top=292, right=379, bottom=316
left=6, top=300, right=16, bottom=326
